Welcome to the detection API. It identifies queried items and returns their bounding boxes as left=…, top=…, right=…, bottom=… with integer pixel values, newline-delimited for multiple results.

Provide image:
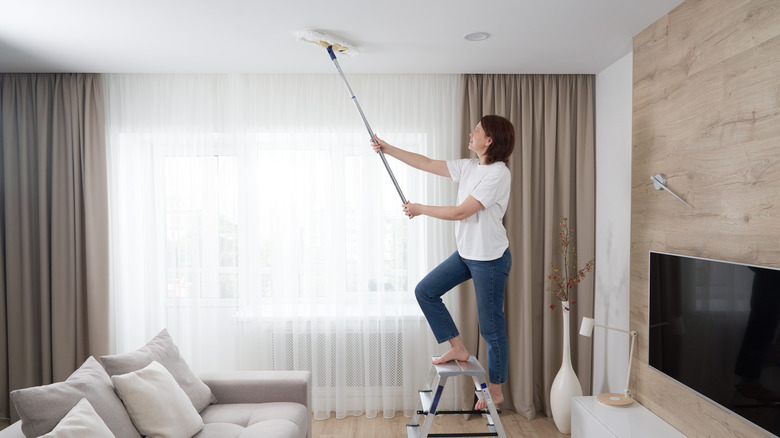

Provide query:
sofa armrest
left=200, top=370, right=311, bottom=407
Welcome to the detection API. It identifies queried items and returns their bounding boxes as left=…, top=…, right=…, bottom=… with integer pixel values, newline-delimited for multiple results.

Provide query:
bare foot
left=432, top=347, right=470, bottom=365
left=432, top=336, right=470, bottom=365
left=475, top=384, right=504, bottom=411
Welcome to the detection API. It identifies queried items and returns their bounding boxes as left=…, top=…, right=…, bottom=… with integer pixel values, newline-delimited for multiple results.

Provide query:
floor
left=313, top=410, right=567, bottom=438
left=1, top=411, right=568, bottom=437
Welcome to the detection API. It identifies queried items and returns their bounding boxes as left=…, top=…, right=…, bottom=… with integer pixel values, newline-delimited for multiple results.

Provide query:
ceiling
left=0, top=0, right=684, bottom=74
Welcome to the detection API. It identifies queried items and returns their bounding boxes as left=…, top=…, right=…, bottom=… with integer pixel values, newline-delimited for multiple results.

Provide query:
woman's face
left=469, top=122, right=492, bottom=157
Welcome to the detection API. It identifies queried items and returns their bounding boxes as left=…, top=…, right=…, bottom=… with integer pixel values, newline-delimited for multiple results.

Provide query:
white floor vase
left=549, top=300, right=582, bottom=434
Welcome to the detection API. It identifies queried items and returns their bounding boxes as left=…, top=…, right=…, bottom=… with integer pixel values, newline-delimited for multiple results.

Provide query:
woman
left=372, top=115, right=514, bottom=410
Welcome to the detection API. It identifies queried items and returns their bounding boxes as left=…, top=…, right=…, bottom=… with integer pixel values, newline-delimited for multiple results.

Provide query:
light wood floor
left=313, top=410, right=567, bottom=438
left=0, top=411, right=566, bottom=436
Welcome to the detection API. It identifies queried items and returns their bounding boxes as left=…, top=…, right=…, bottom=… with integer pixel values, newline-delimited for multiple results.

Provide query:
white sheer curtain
left=103, top=74, right=463, bottom=419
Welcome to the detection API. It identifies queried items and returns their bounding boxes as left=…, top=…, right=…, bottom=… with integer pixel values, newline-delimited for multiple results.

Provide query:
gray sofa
left=2, top=329, right=311, bottom=438
left=1, top=370, right=311, bottom=438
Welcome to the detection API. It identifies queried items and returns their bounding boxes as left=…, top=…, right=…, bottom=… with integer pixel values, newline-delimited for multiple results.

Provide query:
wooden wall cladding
left=632, top=0, right=780, bottom=436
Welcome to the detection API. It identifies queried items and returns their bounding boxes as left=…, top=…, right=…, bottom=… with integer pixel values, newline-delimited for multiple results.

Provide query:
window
left=156, top=132, right=423, bottom=317
left=165, top=156, right=238, bottom=300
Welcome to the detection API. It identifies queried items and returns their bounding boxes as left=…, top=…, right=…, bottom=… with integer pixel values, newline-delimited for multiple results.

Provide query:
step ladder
left=407, top=355, right=507, bottom=438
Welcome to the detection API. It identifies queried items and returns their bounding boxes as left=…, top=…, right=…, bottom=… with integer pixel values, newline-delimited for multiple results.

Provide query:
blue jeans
left=415, top=249, right=512, bottom=384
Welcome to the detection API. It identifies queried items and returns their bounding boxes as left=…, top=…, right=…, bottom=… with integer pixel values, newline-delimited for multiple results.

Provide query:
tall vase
left=549, top=300, right=583, bottom=434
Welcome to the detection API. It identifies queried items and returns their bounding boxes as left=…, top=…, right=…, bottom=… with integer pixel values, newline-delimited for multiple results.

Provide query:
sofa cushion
left=195, top=420, right=300, bottom=438
left=111, top=361, right=204, bottom=438
left=10, top=356, right=141, bottom=438
left=40, top=398, right=114, bottom=438
left=100, top=329, right=216, bottom=412
left=196, top=403, right=308, bottom=438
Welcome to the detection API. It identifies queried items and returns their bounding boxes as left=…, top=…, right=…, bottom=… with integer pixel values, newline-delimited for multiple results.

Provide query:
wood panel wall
left=631, top=0, right=780, bottom=436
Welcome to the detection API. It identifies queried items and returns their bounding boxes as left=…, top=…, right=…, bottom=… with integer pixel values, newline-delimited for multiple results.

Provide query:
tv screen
left=649, top=251, right=780, bottom=436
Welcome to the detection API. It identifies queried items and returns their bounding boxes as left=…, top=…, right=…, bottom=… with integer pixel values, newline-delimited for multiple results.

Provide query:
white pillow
left=111, top=361, right=204, bottom=438
left=41, top=398, right=115, bottom=438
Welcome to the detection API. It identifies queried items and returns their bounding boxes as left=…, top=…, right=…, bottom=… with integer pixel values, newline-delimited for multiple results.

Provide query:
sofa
left=2, top=330, right=311, bottom=438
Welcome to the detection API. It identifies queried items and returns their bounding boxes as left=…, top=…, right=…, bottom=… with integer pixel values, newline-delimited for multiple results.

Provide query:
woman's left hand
left=403, top=202, right=422, bottom=219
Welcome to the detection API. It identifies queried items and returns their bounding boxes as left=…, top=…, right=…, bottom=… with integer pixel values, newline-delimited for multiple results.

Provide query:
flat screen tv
left=649, top=251, right=780, bottom=436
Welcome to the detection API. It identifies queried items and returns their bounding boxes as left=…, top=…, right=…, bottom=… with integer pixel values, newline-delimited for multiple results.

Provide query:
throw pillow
left=10, top=356, right=141, bottom=438
left=100, top=329, right=215, bottom=412
left=41, top=398, right=115, bottom=438
left=111, top=361, right=204, bottom=438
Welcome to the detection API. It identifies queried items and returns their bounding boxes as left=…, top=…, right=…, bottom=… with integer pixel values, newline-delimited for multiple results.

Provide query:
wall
left=631, top=0, right=780, bottom=436
left=593, top=52, right=633, bottom=396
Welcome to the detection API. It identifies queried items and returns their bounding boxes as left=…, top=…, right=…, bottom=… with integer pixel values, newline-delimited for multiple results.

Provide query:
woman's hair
left=481, top=115, right=515, bottom=164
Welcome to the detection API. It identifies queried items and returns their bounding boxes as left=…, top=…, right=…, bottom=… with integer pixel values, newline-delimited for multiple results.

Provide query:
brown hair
left=481, top=115, right=515, bottom=164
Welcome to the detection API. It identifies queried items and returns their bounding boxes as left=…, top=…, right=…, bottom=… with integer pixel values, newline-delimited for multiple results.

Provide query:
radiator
left=271, top=329, right=406, bottom=389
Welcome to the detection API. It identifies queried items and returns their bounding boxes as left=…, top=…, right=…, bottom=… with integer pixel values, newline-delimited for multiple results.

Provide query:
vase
left=549, top=300, right=583, bottom=434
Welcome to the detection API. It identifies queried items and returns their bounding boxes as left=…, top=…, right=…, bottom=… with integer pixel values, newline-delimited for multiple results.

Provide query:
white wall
left=593, top=51, right=633, bottom=395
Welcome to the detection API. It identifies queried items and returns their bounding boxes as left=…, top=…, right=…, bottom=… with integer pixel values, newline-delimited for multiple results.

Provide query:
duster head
left=296, top=30, right=358, bottom=57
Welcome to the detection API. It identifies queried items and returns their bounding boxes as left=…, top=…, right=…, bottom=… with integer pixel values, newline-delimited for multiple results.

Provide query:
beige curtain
left=459, top=74, right=595, bottom=419
left=0, top=73, right=110, bottom=421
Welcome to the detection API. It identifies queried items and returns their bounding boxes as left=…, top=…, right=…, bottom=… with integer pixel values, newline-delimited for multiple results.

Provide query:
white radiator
left=271, top=329, right=406, bottom=389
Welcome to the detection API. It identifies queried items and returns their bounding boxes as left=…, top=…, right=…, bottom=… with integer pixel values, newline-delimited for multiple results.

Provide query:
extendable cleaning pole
left=326, top=45, right=408, bottom=205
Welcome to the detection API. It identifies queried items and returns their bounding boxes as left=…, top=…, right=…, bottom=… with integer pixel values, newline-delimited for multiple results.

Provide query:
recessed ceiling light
left=464, top=32, right=490, bottom=42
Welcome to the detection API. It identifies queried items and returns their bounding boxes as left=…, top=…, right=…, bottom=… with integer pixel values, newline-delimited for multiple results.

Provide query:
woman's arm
left=403, top=195, right=483, bottom=221
left=372, top=135, right=450, bottom=178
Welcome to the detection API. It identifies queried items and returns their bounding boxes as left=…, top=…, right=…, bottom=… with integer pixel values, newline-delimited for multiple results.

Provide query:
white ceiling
left=0, top=0, right=684, bottom=74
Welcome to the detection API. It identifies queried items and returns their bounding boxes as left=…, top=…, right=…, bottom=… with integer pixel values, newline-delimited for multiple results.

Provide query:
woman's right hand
left=371, top=134, right=390, bottom=154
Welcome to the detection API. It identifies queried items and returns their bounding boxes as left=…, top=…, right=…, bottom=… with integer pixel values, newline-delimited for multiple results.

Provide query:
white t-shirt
left=446, top=158, right=511, bottom=261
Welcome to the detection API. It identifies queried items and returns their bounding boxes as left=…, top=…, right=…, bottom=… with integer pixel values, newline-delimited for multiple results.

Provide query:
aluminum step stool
left=407, top=355, right=507, bottom=438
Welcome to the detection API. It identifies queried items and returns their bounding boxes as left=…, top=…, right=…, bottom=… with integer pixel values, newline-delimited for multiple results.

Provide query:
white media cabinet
left=571, top=396, right=686, bottom=437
